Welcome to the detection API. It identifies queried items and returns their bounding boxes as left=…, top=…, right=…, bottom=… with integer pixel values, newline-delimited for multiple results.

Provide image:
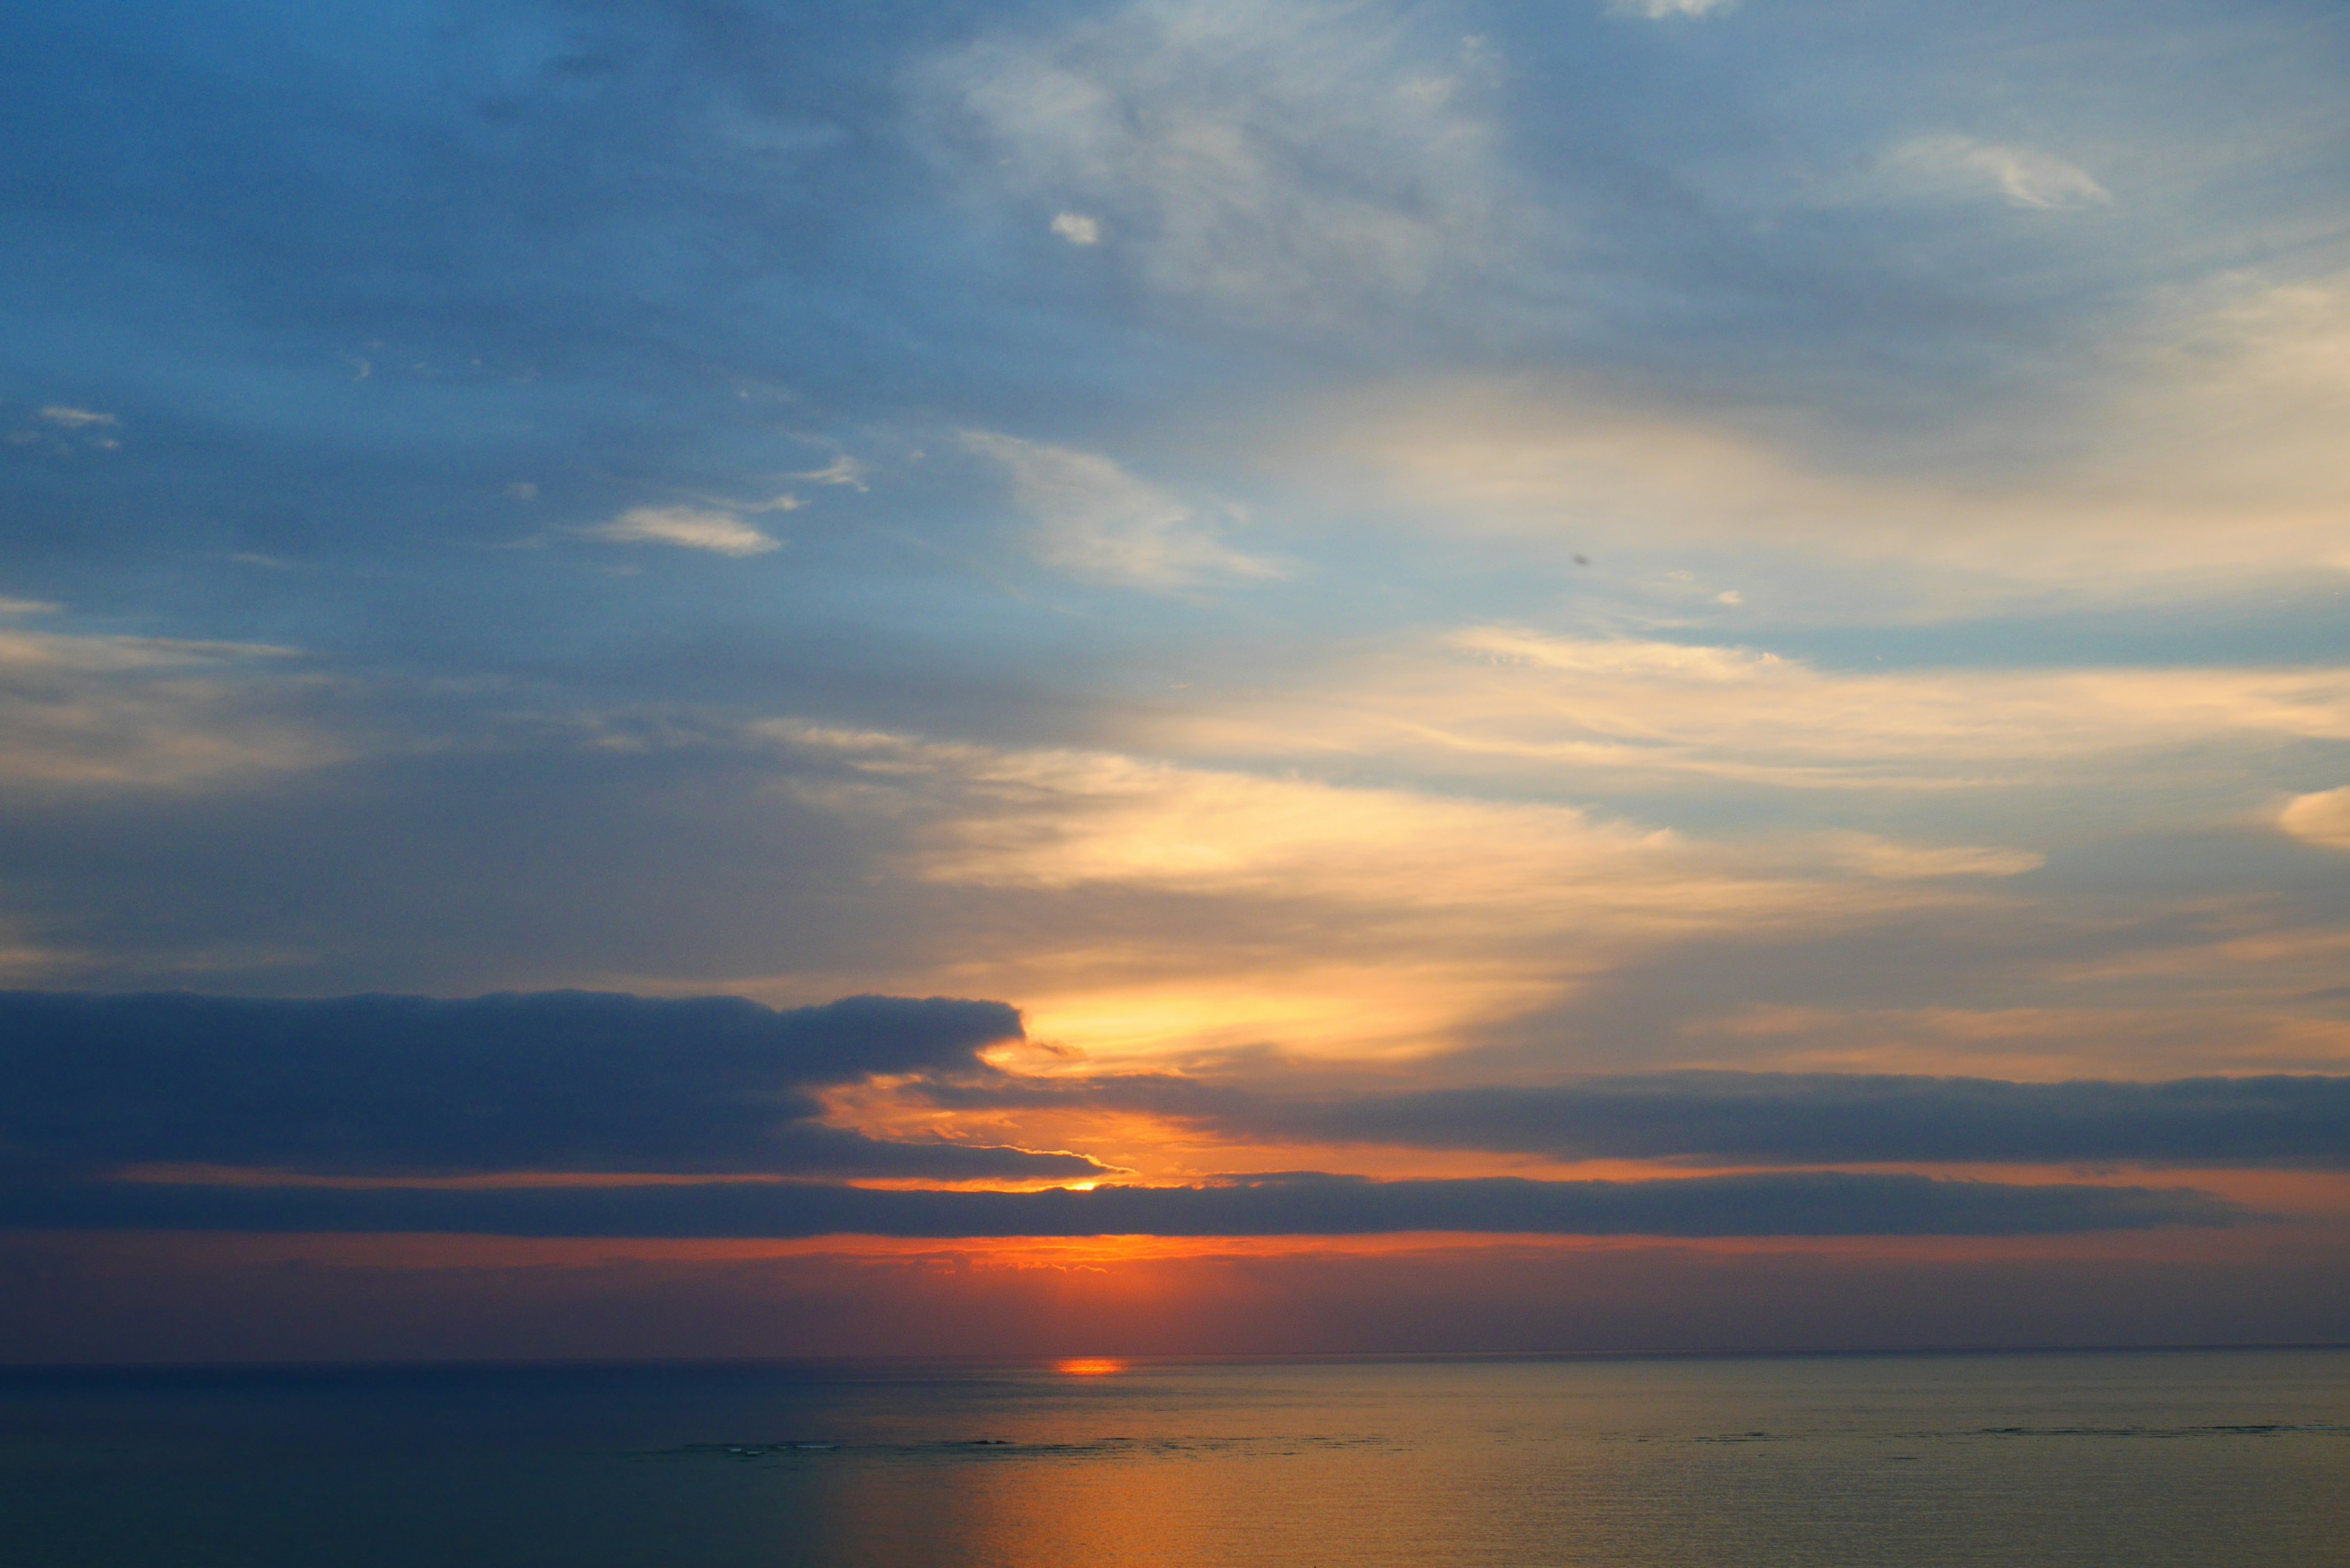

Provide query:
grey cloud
left=0, top=990, right=1095, bottom=1181
left=916, top=1070, right=2350, bottom=1168
left=1300, top=1074, right=2350, bottom=1167
left=0, top=1169, right=2234, bottom=1239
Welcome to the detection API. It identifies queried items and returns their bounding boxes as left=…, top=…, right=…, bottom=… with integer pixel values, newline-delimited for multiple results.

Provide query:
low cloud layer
left=1280, top=1073, right=2350, bottom=1168
left=0, top=990, right=1093, bottom=1181
left=0, top=1168, right=2233, bottom=1239
left=915, top=1069, right=2350, bottom=1168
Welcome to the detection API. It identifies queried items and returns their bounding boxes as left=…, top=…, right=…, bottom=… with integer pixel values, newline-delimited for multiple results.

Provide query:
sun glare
left=1052, top=1357, right=1130, bottom=1376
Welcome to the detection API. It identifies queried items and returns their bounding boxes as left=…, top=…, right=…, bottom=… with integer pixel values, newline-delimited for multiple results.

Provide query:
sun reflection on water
left=1052, top=1357, right=1130, bottom=1376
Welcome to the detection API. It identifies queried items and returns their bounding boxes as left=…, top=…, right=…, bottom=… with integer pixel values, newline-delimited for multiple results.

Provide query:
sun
left=1052, top=1357, right=1130, bottom=1376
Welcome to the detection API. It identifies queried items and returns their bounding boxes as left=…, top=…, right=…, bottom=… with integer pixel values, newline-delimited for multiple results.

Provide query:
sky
left=2, top=0, right=2348, bottom=1362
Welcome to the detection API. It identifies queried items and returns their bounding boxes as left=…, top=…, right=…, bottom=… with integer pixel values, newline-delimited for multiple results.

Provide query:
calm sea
left=1, top=1349, right=2343, bottom=1566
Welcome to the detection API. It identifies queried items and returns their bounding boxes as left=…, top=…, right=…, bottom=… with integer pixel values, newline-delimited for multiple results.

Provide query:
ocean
left=1, top=1348, right=2343, bottom=1566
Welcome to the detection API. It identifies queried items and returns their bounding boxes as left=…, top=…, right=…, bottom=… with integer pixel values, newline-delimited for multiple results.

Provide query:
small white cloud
left=1611, top=0, right=1735, bottom=17
left=1879, top=135, right=2111, bottom=210
left=1832, top=835, right=2045, bottom=880
left=1051, top=211, right=1102, bottom=245
left=0, top=597, right=59, bottom=616
left=586, top=506, right=781, bottom=557
left=39, top=406, right=116, bottom=429
left=2278, top=787, right=2350, bottom=851
left=788, top=453, right=870, bottom=490
left=963, top=431, right=1281, bottom=590
left=1714, top=589, right=1744, bottom=605
left=506, top=482, right=539, bottom=499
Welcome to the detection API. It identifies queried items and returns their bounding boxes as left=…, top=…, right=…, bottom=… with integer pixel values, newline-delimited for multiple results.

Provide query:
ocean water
left=1, top=1349, right=2343, bottom=1566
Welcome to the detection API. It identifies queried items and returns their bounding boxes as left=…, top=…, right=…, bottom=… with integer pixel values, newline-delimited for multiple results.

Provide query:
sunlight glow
left=1053, top=1357, right=1131, bottom=1376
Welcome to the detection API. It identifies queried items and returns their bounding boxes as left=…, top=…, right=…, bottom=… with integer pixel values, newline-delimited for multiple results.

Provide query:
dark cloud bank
left=0, top=990, right=1093, bottom=1181
left=0, top=991, right=2289, bottom=1238
left=919, top=1071, right=2350, bottom=1168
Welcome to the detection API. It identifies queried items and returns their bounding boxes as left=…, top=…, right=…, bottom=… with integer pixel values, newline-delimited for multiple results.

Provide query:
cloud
left=963, top=432, right=1280, bottom=588
left=0, top=630, right=340, bottom=791
left=1292, top=268, right=2350, bottom=603
left=1050, top=211, right=1102, bottom=245
left=1876, top=135, right=2111, bottom=211
left=0, top=1168, right=2235, bottom=1239
left=767, top=719, right=1908, bottom=919
left=0, top=990, right=1098, bottom=1181
left=1154, top=625, right=2350, bottom=794
left=1823, top=837, right=2043, bottom=880
left=756, top=719, right=2043, bottom=1062
left=1611, top=0, right=1735, bottom=18
left=2279, top=788, right=2350, bottom=851
left=586, top=506, right=781, bottom=557
left=786, top=454, right=869, bottom=490
left=983, top=1070, right=2350, bottom=1168
left=916, top=0, right=1512, bottom=321
left=37, top=406, right=116, bottom=428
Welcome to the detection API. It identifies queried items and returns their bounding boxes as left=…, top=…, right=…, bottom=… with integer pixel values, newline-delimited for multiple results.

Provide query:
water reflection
left=1, top=1351, right=2343, bottom=1567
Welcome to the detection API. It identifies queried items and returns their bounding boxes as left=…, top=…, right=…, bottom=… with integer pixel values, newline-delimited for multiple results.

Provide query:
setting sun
left=1051, top=1358, right=1130, bottom=1377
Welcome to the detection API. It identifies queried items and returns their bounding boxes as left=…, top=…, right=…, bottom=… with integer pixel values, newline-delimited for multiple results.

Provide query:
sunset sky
left=4, top=0, right=2348, bottom=1361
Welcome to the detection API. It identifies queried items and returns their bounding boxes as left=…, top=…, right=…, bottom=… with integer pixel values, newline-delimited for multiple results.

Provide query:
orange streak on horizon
left=1053, top=1357, right=1130, bottom=1375
left=12, top=1222, right=2337, bottom=1274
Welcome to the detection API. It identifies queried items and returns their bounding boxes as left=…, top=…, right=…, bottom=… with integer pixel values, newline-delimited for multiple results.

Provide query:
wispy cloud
left=1875, top=135, right=2111, bottom=210
left=1610, top=0, right=1736, bottom=18
left=2280, top=788, right=2350, bottom=851
left=964, top=432, right=1280, bottom=589
left=756, top=719, right=2030, bottom=1061
left=585, top=506, right=782, bottom=557
left=0, top=630, right=337, bottom=791
left=1156, top=625, right=2350, bottom=793
left=917, top=0, right=1513, bottom=321
left=1289, top=275, right=2350, bottom=606
left=38, top=406, right=116, bottom=428
left=785, top=453, right=868, bottom=490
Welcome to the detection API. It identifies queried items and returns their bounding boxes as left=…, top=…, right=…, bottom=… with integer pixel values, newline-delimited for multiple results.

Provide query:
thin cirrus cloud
left=914, top=0, right=1512, bottom=321
left=1872, top=135, right=2112, bottom=211
left=963, top=433, right=1280, bottom=588
left=0, top=629, right=335, bottom=791
left=1151, top=626, right=2350, bottom=792
left=759, top=720, right=2031, bottom=922
left=584, top=505, right=785, bottom=557
left=1283, top=271, right=2350, bottom=607
left=1610, top=0, right=1736, bottom=18
left=756, top=718, right=2043, bottom=1062
left=38, top=406, right=117, bottom=428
